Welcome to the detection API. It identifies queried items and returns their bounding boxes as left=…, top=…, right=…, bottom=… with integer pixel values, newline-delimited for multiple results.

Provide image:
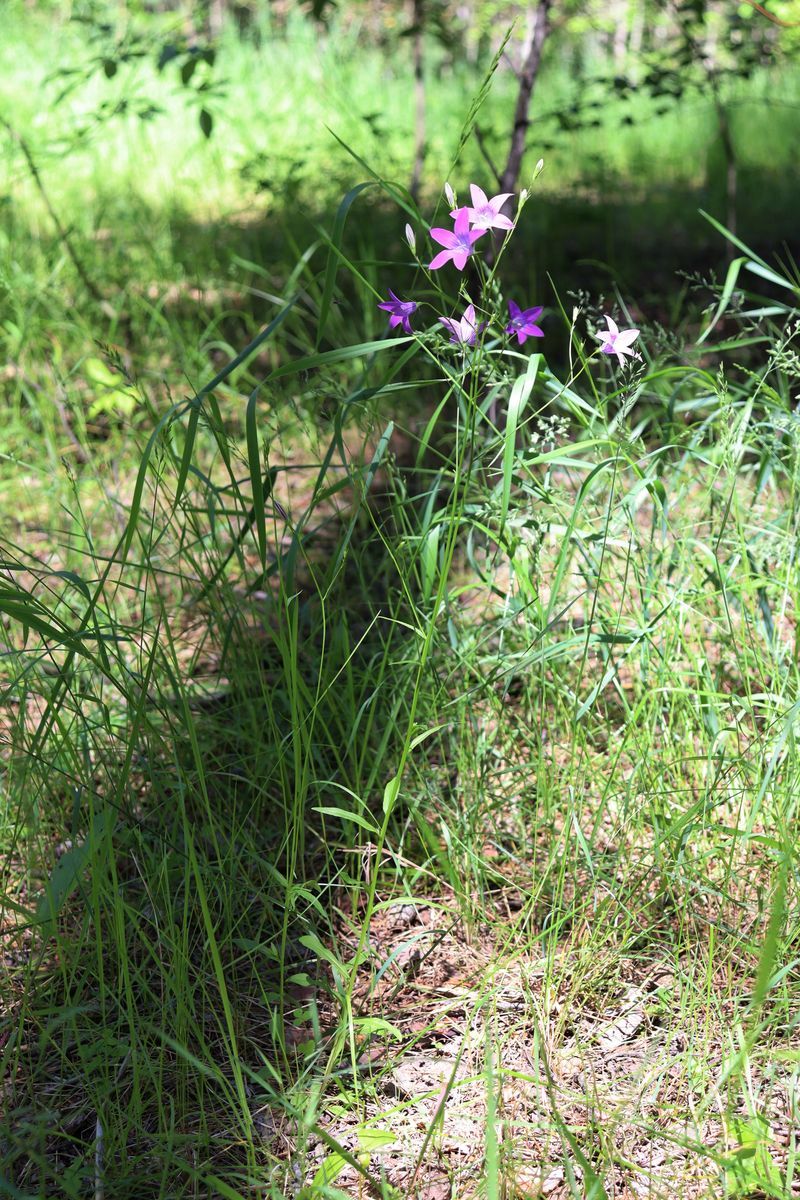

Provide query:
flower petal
left=615, top=328, right=640, bottom=348
left=452, top=207, right=472, bottom=236
left=604, top=315, right=619, bottom=337
left=469, top=183, right=489, bottom=210
left=451, top=250, right=469, bottom=271
left=488, top=191, right=514, bottom=211
left=429, top=249, right=453, bottom=270
left=508, top=300, right=521, bottom=320
left=430, top=227, right=458, bottom=248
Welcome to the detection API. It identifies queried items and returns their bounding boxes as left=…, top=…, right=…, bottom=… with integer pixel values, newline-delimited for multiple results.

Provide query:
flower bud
left=534, top=158, right=544, bottom=177
left=444, top=182, right=456, bottom=209
left=404, top=223, right=416, bottom=252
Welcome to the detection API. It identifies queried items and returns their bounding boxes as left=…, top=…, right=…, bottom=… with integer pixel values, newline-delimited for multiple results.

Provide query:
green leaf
left=312, top=806, right=379, bottom=834
left=356, top=1125, right=396, bottom=1151
left=181, top=57, right=198, bottom=86
left=245, top=386, right=268, bottom=567
left=382, top=772, right=401, bottom=816
left=353, top=1018, right=403, bottom=1040
left=316, top=182, right=373, bottom=350
left=199, top=107, right=213, bottom=138
left=697, top=256, right=747, bottom=344
left=750, top=856, right=788, bottom=1013
left=269, top=338, right=411, bottom=382
left=724, top=1114, right=785, bottom=1198
left=420, top=523, right=440, bottom=603
left=500, top=353, right=540, bottom=533
left=298, top=933, right=345, bottom=981
left=36, top=809, right=112, bottom=934
left=310, top=1151, right=349, bottom=1190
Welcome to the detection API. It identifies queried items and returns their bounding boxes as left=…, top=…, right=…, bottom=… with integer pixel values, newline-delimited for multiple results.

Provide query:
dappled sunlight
left=2, top=1, right=800, bottom=1197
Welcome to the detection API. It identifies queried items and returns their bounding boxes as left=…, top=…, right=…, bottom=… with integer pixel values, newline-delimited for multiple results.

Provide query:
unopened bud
left=572, top=306, right=580, bottom=324
left=405, top=223, right=416, bottom=252
left=444, top=181, right=456, bottom=209
left=534, top=158, right=544, bottom=177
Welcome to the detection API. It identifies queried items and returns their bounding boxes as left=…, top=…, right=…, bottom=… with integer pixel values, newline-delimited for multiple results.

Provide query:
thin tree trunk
left=499, top=0, right=553, bottom=196
left=409, top=0, right=426, bottom=204
left=713, top=90, right=738, bottom=254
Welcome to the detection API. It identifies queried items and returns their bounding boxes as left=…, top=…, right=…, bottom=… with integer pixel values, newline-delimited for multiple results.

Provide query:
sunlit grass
left=1, top=11, right=800, bottom=1198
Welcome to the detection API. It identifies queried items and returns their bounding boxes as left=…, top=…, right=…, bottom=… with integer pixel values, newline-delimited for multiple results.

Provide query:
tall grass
left=2, top=14, right=800, bottom=1199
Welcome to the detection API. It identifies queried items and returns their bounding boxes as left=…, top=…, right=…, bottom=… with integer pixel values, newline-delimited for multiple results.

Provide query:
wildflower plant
left=370, top=175, right=649, bottom=625
left=367, top=172, right=652, bottom=912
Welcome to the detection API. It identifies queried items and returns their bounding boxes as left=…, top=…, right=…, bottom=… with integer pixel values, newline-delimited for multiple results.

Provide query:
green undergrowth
left=2, top=20, right=800, bottom=1198
left=2, top=201, right=800, bottom=1195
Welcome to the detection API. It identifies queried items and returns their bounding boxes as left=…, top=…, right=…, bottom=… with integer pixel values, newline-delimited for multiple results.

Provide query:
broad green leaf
left=382, top=773, right=401, bottom=816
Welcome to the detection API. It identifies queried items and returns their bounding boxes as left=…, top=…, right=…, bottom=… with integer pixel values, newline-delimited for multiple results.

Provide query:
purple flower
left=506, top=300, right=544, bottom=345
left=439, top=302, right=485, bottom=347
left=378, top=289, right=418, bottom=335
left=595, top=315, right=641, bottom=367
left=429, top=207, right=485, bottom=271
left=451, top=184, right=515, bottom=232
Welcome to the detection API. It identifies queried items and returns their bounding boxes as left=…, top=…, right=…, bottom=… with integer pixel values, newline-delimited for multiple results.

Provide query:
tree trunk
left=713, top=90, right=738, bottom=255
left=499, top=0, right=553, bottom=196
left=409, top=0, right=426, bottom=204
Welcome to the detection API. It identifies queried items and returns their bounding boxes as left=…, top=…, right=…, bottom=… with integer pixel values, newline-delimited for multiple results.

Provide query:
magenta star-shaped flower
left=377, top=289, right=418, bottom=335
left=451, top=184, right=514, bottom=232
left=429, top=207, right=485, bottom=271
left=506, top=300, right=544, bottom=345
left=439, top=302, right=485, bottom=347
left=595, top=315, right=640, bottom=367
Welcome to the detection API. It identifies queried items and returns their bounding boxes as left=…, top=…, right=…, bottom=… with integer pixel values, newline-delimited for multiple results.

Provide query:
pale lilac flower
left=506, top=300, right=544, bottom=345
left=429, top=207, right=485, bottom=271
left=452, top=184, right=515, bottom=232
left=378, top=290, right=417, bottom=335
left=595, top=315, right=641, bottom=367
left=439, top=302, right=485, bottom=347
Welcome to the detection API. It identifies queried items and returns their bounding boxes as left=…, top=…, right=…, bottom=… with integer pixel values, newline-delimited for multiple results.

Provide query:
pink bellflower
left=429, top=207, right=485, bottom=271
left=439, top=302, right=485, bottom=348
left=595, top=315, right=640, bottom=367
left=506, top=300, right=544, bottom=345
left=378, top=290, right=418, bottom=335
left=452, top=184, right=515, bottom=232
